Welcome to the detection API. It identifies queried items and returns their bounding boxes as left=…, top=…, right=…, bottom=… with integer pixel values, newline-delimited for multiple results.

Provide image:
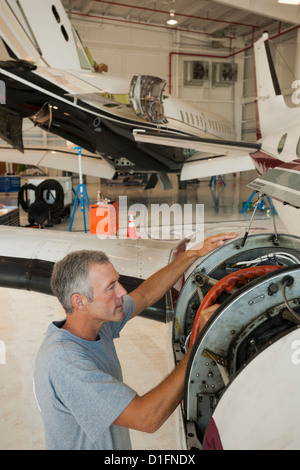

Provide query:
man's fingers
left=199, top=304, right=220, bottom=330
left=210, top=232, right=238, bottom=244
left=202, top=232, right=238, bottom=254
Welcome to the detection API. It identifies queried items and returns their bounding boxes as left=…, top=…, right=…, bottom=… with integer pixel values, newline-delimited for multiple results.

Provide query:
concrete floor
left=0, top=170, right=286, bottom=450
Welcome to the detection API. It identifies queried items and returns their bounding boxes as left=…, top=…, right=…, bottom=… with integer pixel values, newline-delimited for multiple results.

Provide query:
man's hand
left=197, top=303, right=220, bottom=333
left=190, top=232, right=238, bottom=258
left=130, top=232, right=238, bottom=319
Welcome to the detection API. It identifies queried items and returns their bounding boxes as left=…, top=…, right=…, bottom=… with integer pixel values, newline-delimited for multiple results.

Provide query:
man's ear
left=71, top=293, right=87, bottom=311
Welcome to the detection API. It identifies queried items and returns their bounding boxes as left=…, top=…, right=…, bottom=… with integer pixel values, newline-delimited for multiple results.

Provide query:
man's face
left=87, top=262, right=127, bottom=323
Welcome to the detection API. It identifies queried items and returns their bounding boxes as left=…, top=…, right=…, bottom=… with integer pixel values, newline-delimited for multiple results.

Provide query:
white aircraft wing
left=133, top=129, right=259, bottom=180
left=0, top=145, right=115, bottom=180
left=248, top=161, right=300, bottom=209
left=180, top=150, right=256, bottom=180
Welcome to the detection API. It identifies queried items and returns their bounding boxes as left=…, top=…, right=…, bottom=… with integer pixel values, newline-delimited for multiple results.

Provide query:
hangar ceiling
left=61, top=0, right=299, bottom=42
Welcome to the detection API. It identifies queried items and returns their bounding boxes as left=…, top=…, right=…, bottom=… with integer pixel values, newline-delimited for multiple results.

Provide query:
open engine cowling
left=172, top=233, right=300, bottom=450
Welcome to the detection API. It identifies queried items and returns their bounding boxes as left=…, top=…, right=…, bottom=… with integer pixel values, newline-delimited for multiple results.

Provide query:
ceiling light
left=166, top=9, right=178, bottom=25
left=278, top=0, right=300, bottom=4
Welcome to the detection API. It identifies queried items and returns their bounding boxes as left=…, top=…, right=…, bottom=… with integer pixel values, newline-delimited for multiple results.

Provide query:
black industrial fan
left=18, top=179, right=64, bottom=227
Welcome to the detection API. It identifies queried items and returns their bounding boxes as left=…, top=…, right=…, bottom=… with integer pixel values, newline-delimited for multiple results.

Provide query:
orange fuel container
left=90, top=200, right=118, bottom=236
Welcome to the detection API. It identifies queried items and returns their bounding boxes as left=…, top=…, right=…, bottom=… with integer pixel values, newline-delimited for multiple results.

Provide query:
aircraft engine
left=172, top=233, right=300, bottom=450
left=129, top=75, right=168, bottom=125
left=31, top=102, right=53, bottom=127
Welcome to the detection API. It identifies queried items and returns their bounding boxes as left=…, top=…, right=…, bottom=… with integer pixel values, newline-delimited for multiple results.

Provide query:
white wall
left=74, top=20, right=172, bottom=81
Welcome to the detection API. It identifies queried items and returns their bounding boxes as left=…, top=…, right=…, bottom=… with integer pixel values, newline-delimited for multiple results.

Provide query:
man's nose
left=117, top=282, right=127, bottom=297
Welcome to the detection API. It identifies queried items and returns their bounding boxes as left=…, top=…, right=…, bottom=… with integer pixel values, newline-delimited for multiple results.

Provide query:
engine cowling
left=172, top=232, right=300, bottom=450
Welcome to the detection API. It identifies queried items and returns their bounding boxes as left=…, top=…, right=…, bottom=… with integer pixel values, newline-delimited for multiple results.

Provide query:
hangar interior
left=1, top=0, right=299, bottom=232
left=0, top=0, right=300, bottom=450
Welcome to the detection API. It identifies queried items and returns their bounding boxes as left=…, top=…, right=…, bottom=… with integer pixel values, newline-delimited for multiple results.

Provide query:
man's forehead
left=89, top=262, right=119, bottom=283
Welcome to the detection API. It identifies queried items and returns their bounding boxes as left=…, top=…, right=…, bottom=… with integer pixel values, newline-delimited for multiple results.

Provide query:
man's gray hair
left=50, top=250, right=110, bottom=313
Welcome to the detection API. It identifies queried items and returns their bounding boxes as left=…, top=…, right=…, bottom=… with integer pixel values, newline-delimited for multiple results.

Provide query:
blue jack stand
left=209, top=175, right=226, bottom=187
left=241, top=191, right=276, bottom=214
left=69, top=146, right=90, bottom=233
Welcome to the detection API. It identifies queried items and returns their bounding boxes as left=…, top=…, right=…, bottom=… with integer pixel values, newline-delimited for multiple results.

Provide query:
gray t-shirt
left=33, top=295, right=137, bottom=450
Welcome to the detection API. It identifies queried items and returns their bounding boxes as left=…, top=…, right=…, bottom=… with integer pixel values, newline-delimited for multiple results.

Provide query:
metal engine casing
left=172, top=233, right=300, bottom=450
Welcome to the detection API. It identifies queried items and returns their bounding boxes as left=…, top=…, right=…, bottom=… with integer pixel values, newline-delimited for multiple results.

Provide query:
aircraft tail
left=254, top=32, right=294, bottom=139
left=0, top=0, right=91, bottom=70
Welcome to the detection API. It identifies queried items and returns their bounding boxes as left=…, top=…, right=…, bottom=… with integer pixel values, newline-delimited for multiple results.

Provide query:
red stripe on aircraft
left=250, top=150, right=284, bottom=175
left=250, top=151, right=300, bottom=175
left=203, top=418, right=223, bottom=450
left=275, top=159, right=300, bottom=171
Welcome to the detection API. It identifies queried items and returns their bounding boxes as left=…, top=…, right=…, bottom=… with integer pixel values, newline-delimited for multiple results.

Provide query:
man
left=34, top=232, right=237, bottom=450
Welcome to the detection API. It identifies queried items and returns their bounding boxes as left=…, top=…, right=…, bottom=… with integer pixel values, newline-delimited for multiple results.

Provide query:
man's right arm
left=113, top=303, right=219, bottom=433
left=113, top=350, right=190, bottom=433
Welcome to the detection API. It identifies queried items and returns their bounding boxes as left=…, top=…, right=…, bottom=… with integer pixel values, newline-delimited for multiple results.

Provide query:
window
left=296, top=138, right=300, bottom=157
left=52, top=5, right=61, bottom=23
left=61, top=25, right=69, bottom=41
left=277, top=133, right=287, bottom=154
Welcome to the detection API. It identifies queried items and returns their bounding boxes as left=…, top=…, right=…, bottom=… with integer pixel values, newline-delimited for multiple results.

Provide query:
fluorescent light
left=166, top=9, right=178, bottom=25
left=278, top=0, right=300, bottom=4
